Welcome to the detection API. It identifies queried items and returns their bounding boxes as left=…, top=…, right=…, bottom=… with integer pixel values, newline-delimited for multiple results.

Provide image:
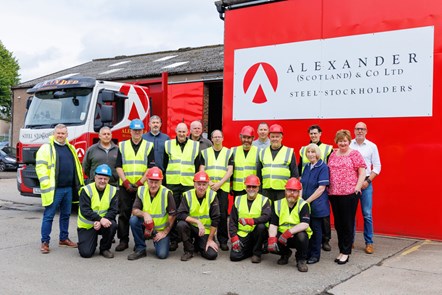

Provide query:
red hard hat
left=240, top=125, right=255, bottom=137
left=285, top=178, right=302, bottom=190
left=244, top=175, right=261, bottom=186
left=269, top=124, right=284, bottom=134
left=193, top=171, right=210, bottom=182
left=147, top=167, right=163, bottom=180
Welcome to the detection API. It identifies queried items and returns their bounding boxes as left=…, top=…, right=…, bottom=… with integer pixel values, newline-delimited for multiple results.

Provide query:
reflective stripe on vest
left=300, top=144, right=332, bottom=173
left=165, top=139, right=199, bottom=186
left=77, top=183, right=116, bottom=229
left=184, top=189, right=215, bottom=235
left=119, top=139, right=153, bottom=184
left=139, top=185, right=170, bottom=231
left=234, top=194, right=268, bottom=237
left=275, top=198, right=312, bottom=238
left=202, top=147, right=231, bottom=193
left=232, top=146, right=259, bottom=191
left=260, top=146, right=293, bottom=190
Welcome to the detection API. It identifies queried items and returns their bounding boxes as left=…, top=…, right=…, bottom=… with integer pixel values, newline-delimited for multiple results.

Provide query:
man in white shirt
left=350, top=122, right=381, bottom=254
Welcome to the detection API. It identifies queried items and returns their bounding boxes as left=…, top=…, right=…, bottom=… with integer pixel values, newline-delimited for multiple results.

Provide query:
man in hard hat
left=176, top=171, right=220, bottom=261
left=142, top=115, right=170, bottom=171
left=231, top=125, right=260, bottom=197
left=115, top=119, right=155, bottom=252
left=298, top=124, right=333, bottom=252
left=83, top=126, right=120, bottom=187
left=189, top=120, right=212, bottom=151
left=258, top=124, right=299, bottom=203
left=77, top=164, right=118, bottom=258
left=252, top=122, right=270, bottom=150
left=36, top=124, right=84, bottom=254
left=350, top=122, right=381, bottom=254
left=268, top=178, right=312, bottom=272
left=127, top=167, right=176, bottom=260
left=200, top=129, right=233, bottom=251
left=163, top=122, right=201, bottom=251
left=229, top=175, right=271, bottom=263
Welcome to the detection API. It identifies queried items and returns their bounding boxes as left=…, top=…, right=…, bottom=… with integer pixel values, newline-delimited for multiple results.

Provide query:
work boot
left=322, top=241, right=331, bottom=251
left=100, top=250, right=114, bottom=259
left=169, top=241, right=178, bottom=251
left=277, top=249, right=292, bottom=265
left=365, top=244, right=374, bottom=254
left=127, top=249, right=147, bottom=260
left=115, top=241, right=129, bottom=252
left=40, top=242, right=50, bottom=254
left=297, top=260, right=308, bottom=272
left=251, top=255, right=261, bottom=263
left=59, top=239, right=78, bottom=248
left=220, top=243, right=229, bottom=251
left=180, top=252, right=194, bottom=261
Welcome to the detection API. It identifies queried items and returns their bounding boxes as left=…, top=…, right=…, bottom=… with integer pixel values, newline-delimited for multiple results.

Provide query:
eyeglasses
left=355, top=128, right=367, bottom=131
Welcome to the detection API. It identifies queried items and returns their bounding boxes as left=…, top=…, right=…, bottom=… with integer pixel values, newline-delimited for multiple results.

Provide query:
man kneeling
left=77, top=164, right=118, bottom=258
left=176, top=171, right=220, bottom=261
left=128, top=167, right=176, bottom=260
left=268, top=178, right=312, bottom=272
left=230, top=175, right=271, bottom=263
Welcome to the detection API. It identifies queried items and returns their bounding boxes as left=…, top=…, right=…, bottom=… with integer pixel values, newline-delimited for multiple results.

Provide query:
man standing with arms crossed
left=115, top=119, right=155, bottom=252
left=200, top=130, right=233, bottom=251
left=299, top=124, right=333, bottom=251
left=36, top=124, right=84, bottom=254
left=164, top=122, right=201, bottom=251
left=350, top=122, right=381, bottom=254
left=142, top=115, right=170, bottom=171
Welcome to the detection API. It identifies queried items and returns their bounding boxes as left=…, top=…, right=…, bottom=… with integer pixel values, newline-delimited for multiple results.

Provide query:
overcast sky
left=0, top=0, right=224, bottom=82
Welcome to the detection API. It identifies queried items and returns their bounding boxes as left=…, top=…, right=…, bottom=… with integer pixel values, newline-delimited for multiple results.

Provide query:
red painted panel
left=222, top=0, right=442, bottom=240
left=166, top=83, right=204, bottom=136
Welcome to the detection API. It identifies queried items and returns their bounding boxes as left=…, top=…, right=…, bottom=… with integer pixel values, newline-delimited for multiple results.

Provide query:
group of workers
left=35, top=116, right=381, bottom=273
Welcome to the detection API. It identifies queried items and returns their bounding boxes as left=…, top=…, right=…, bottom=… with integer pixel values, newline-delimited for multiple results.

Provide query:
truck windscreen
left=24, top=88, right=92, bottom=129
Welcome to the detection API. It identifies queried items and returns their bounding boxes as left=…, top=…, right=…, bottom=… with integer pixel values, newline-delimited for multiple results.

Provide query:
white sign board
left=233, top=26, right=434, bottom=120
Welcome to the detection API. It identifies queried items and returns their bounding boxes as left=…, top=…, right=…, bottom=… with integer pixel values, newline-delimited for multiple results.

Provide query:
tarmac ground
left=0, top=175, right=441, bottom=295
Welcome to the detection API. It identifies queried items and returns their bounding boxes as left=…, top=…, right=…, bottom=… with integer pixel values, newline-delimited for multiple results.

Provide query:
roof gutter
left=214, top=0, right=283, bottom=20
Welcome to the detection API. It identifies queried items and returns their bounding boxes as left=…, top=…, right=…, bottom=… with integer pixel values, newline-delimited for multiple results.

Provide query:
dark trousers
left=277, top=231, right=309, bottom=262
left=322, top=215, right=332, bottom=243
left=329, top=194, right=359, bottom=255
left=262, top=189, right=285, bottom=206
left=176, top=220, right=218, bottom=260
left=217, top=190, right=229, bottom=245
left=170, top=185, right=193, bottom=243
left=77, top=221, right=117, bottom=258
left=118, top=187, right=136, bottom=243
left=308, top=217, right=323, bottom=259
left=230, top=223, right=268, bottom=261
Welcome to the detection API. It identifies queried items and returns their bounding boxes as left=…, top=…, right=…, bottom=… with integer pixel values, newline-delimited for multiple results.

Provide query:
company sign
left=233, top=26, right=434, bottom=120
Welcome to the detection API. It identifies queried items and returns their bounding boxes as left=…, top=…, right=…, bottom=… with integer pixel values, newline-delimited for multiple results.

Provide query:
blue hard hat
left=129, top=119, right=144, bottom=130
left=95, top=164, right=112, bottom=177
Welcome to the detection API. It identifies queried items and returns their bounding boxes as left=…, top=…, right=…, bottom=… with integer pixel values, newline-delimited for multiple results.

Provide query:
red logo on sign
left=243, top=63, right=278, bottom=104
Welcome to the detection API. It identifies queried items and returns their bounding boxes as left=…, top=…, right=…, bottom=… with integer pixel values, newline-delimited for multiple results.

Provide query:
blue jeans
left=360, top=183, right=374, bottom=244
left=129, top=216, right=170, bottom=259
left=41, top=187, right=72, bottom=243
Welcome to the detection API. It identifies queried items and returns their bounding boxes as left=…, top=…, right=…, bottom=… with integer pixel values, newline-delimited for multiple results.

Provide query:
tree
left=0, top=41, right=20, bottom=121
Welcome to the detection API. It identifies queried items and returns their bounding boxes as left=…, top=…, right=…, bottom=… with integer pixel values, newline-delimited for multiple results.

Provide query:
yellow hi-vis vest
left=299, top=143, right=332, bottom=173
left=234, top=194, right=268, bottom=237
left=184, top=189, right=216, bottom=235
left=77, top=183, right=117, bottom=229
left=36, top=136, right=84, bottom=207
left=231, top=145, right=259, bottom=191
left=119, top=139, right=153, bottom=184
left=275, top=197, right=312, bottom=238
left=165, top=139, right=199, bottom=186
left=138, top=185, right=171, bottom=231
left=201, top=147, right=232, bottom=193
left=260, top=146, right=294, bottom=190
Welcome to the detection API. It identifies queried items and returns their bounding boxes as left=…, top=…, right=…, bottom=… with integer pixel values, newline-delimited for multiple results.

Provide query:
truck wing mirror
left=101, top=105, right=113, bottom=123
left=100, top=90, right=128, bottom=102
left=26, top=96, right=33, bottom=110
